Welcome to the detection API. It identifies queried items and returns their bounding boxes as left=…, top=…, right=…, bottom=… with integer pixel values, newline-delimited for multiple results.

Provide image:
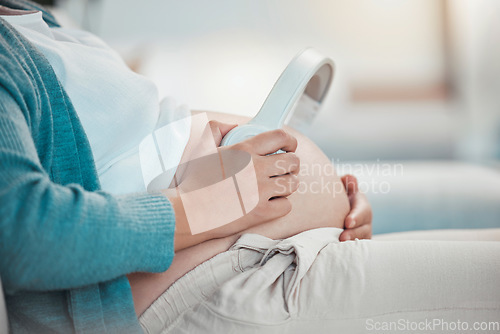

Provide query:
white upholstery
left=342, top=161, right=500, bottom=234
left=374, top=228, right=500, bottom=241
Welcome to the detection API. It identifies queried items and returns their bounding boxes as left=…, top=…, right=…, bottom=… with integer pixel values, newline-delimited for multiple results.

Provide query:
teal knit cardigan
left=0, top=2, right=176, bottom=333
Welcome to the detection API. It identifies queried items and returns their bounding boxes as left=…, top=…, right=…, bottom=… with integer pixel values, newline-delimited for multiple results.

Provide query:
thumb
left=209, top=120, right=238, bottom=146
left=341, top=174, right=359, bottom=196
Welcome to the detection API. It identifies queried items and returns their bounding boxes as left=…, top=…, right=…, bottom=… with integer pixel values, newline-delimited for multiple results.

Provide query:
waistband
left=139, top=228, right=343, bottom=333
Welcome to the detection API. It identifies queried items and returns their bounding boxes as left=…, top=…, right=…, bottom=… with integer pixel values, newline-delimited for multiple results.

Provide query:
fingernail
left=344, top=235, right=351, bottom=241
left=347, top=219, right=356, bottom=229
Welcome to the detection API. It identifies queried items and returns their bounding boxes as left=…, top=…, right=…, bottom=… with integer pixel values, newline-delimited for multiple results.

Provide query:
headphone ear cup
left=220, top=124, right=271, bottom=146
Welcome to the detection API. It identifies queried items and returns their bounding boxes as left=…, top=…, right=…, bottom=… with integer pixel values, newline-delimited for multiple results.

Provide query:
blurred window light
left=323, top=0, right=452, bottom=103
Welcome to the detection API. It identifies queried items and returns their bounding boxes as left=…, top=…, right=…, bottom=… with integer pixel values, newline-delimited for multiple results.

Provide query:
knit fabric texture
left=0, top=1, right=176, bottom=332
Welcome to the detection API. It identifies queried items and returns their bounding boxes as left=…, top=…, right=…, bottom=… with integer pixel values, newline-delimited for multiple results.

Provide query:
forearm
left=0, top=179, right=176, bottom=293
left=0, top=90, right=176, bottom=293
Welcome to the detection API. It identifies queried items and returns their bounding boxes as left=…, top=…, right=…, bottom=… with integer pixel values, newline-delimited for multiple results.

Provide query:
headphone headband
left=221, top=48, right=335, bottom=146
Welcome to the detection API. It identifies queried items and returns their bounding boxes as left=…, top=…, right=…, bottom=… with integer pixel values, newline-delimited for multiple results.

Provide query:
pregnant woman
left=1, top=2, right=499, bottom=334
left=0, top=2, right=371, bottom=333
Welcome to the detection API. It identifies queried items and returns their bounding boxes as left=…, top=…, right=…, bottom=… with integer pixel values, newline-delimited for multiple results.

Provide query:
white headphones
left=221, top=47, right=335, bottom=147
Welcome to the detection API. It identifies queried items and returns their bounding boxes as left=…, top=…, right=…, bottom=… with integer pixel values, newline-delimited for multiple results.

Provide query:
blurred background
left=42, top=0, right=500, bottom=232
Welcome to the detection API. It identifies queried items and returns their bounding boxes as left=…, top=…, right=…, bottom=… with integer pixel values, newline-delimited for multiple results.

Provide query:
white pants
left=140, top=228, right=500, bottom=334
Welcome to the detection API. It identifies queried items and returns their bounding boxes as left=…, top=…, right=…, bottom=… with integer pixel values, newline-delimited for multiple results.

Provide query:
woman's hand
left=339, top=174, right=373, bottom=241
left=220, top=127, right=300, bottom=223
left=168, top=121, right=300, bottom=251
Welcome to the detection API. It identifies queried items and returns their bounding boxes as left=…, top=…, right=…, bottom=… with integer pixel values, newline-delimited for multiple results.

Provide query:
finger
left=340, top=223, right=372, bottom=241
left=209, top=120, right=238, bottom=146
left=265, top=153, right=300, bottom=176
left=266, top=174, right=299, bottom=198
left=246, top=129, right=298, bottom=155
left=341, top=174, right=359, bottom=196
left=345, top=192, right=372, bottom=229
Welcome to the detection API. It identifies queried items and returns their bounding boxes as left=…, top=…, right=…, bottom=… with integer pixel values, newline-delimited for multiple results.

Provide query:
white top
left=1, top=11, right=191, bottom=194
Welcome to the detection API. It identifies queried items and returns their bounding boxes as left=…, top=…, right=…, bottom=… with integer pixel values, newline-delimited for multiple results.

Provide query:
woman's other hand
left=339, top=174, right=373, bottom=241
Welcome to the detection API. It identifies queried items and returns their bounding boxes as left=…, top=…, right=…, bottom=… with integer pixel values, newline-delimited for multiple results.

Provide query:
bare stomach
left=127, top=111, right=350, bottom=316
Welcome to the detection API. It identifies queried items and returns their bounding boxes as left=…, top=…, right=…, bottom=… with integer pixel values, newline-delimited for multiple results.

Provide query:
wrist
left=167, top=194, right=221, bottom=251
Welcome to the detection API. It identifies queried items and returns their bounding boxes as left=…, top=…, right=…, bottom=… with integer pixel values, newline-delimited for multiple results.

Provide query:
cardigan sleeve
left=0, top=88, right=176, bottom=293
